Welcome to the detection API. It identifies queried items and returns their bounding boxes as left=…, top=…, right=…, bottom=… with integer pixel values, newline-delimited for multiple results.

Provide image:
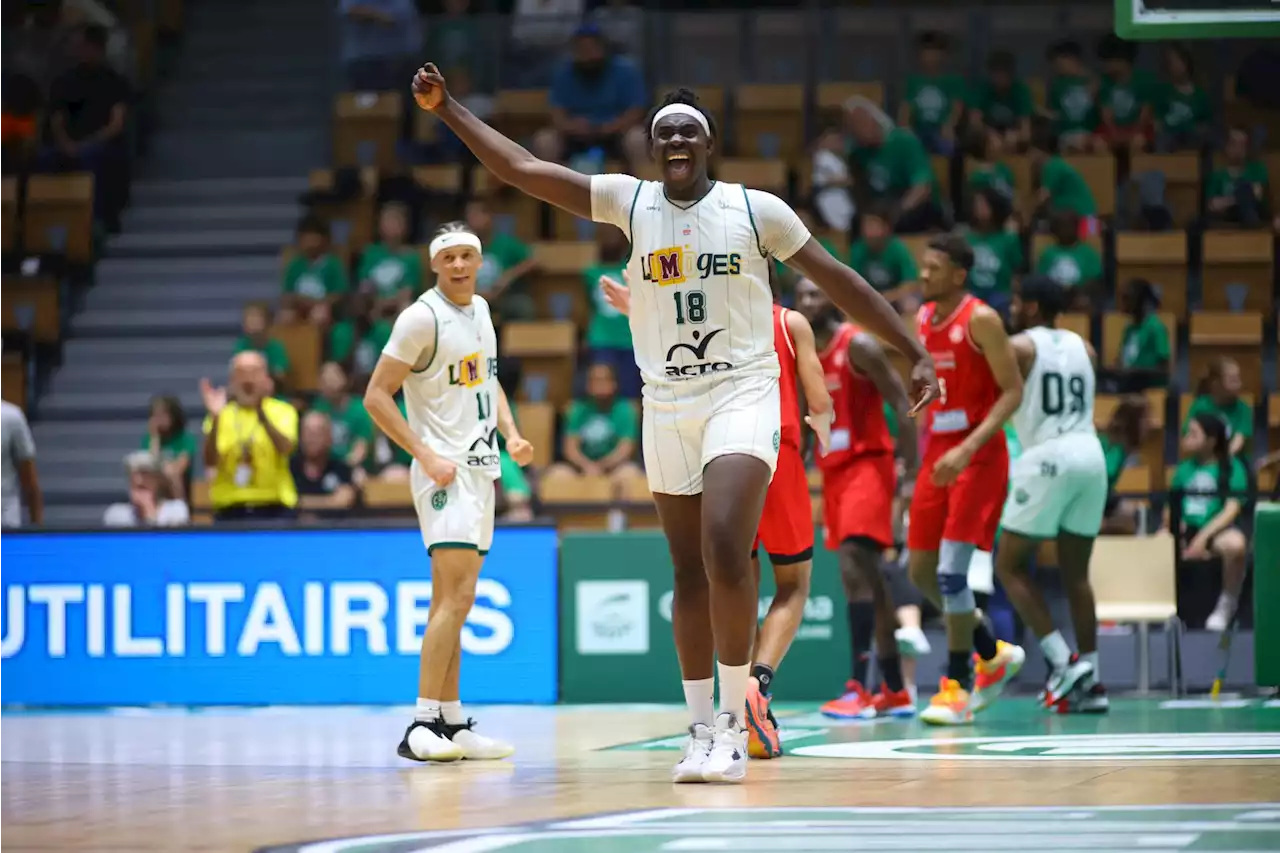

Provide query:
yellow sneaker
left=919, top=677, right=974, bottom=726
left=971, top=640, right=1026, bottom=712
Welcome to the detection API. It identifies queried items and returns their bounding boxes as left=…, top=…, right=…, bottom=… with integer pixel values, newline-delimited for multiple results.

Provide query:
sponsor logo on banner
left=575, top=581, right=649, bottom=654
left=658, top=590, right=834, bottom=640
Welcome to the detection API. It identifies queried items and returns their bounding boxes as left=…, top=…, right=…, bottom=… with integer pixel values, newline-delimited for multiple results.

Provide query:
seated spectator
left=1169, top=413, right=1249, bottom=631
left=1206, top=127, right=1271, bottom=229
left=291, top=411, right=358, bottom=519
left=965, top=126, right=1017, bottom=217
left=1112, top=278, right=1169, bottom=392
left=1154, top=43, right=1209, bottom=152
left=969, top=50, right=1033, bottom=151
left=849, top=202, right=920, bottom=313
left=845, top=99, right=943, bottom=233
left=1098, top=395, right=1150, bottom=534
left=141, top=394, right=197, bottom=501
left=963, top=189, right=1022, bottom=317
left=533, top=22, right=646, bottom=174
left=367, top=391, right=413, bottom=481
left=103, top=451, right=190, bottom=528
left=424, top=0, right=479, bottom=80
left=1030, top=120, right=1100, bottom=233
left=333, top=314, right=394, bottom=386
left=1, top=400, right=43, bottom=528
left=903, top=31, right=966, bottom=156
left=1046, top=40, right=1101, bottom=154
left=200, top=352, right=299, bottom=522
left=812, top=127, right=854, bottom=233
left=583, top=224, right=639, bottom=397
left=280, top=214, right=350, bottom=326
left=338, top=0, right=420, bottom=92
left=1096, top=35, right=1154, bottom=155
left=357, top=201, right=420, bottom=320
left=1035, top=209, right=1102, bottom=309
left=39, top=24, right=131, bottom=229
left=235, top=302, right=291, bottom=392
left=1184, top=357, right=1252, bottom=457
left=465, top=197, right=537, bottom=323
left=313, top=361, right=374, bottom=472
left=545, top=362, right=642, bottom=496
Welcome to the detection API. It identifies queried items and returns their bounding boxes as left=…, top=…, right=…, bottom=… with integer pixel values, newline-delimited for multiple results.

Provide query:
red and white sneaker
left=819, top=680, right=875, bottom=719
left=970, top=640, right=1026, bottom=712
left=870, top=685, right=917, bottom=718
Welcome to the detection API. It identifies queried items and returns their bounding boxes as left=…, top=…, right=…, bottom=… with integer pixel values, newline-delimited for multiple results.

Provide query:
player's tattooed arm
left=963, top=305, right=1025, bottom=456
left=412, top=63, right=593, bottom=219
left=847, top=332, right=918, bottom=478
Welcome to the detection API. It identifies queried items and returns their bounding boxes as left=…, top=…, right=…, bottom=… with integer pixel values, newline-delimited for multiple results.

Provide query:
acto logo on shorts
left=665, top=329, right=733, bottom=378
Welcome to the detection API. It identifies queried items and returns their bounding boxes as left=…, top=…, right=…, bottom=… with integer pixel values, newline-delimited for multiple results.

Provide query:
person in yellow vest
left=200, top=351, right=299, bottom=521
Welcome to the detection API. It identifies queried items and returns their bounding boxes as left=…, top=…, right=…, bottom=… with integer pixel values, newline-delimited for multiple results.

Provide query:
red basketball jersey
left=916, top=294, right=1005, bottom=457
left=815, top=322, right=893, bottom=471
left=773, top=305, right=802, bottom=450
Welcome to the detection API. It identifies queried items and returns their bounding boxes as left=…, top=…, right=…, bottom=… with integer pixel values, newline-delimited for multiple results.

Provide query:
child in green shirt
left=1184, top=356, right=1252, bottom=458
left=966, top=126, right=1017, bottom=219
left=1207, top=127, right=1271, bottom=228
left=1097, top=394, right=1148, bottom=534
left=546, top=362, right=642, bottom=497
left=281, top=213, right=349, bottom=326
left=1035, top=210, right=1101, bottom=310
left=583, top=223, right=641, bottom=398
left=465, top=197, right=538, bottom=322
left=357, top=201, right=421, bottom=320
left=1046, top=40, right=1102, bottom=154
left=234, top=302, right=291, bottom=391
left=1114, top=278, right=1170, bottom=392
left=1155, top=44, right=1209, bottom=152
left=1096, top=35, right=1155, bottom=155
left=848, top=203, right=920, bottom=313
left=903, top=31, right=966, bottom=155
left=970, top=50, right=1033, bottom=150
left=311, top=361, right=374, bottom=471
left=964, top=188, right=1022, bottom=317
left=142, top=394, right=198, bottom=501
left=1030, top=120, right=1099, bottom=225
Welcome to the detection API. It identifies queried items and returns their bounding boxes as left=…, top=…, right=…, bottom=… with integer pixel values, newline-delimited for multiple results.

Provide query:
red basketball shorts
left=821, top=452, right=896, bottom=551
left=907, top=444, right=1009, bottom=552
left=754, top=442, right=814, bottom=563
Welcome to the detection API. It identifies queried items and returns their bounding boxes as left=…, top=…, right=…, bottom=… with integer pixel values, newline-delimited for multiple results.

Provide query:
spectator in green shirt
left=356, top=201, right=421, bottom=322
left=969, top=50, right=1033, bottom=151
left=845, top=100, right=944, bottom=233
left=848, top=202, right=920, bottom=313
left=1098, top=395, right=1149, bottom=534
left=964, top=188, right=1022, bottom=317
left=545, top=362, right=642, bottom=497
left=235, top=302, right=291, bottom=391
left=902, top=31, right=966, bottom=155
left=965, top=126, right=1017, bottom=225
left=465, top=197, right=538, bottom=322
left=1035, top=210, right=1101, bottom=310
left=1171, top=413, right=1249, bottom=630
left=312, top=361, right=374, bottom=473
left=330, top=316, right=394, bottom=385
left=1096, top=35, right=1154, bottom=155
left=1030, top=120, right=1099, bottom=227
left=1046, top=40, right=1102, bottom=154
left=142, top=394, right=198, bottom=502
left=583, top=223, right=640, bottom=397
left=1184, top=357, right=1252, bottom=457
left=280, top=213, right=350, bottom=326
left=1155, top=44, right=1210, bottom=152
left=1113, top=278, right=1169, bottom=393
left=1207, top=127, right=1271, bottom=229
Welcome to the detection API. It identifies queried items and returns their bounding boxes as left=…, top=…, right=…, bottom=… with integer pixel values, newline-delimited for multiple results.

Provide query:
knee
left=703, top=515, right=751, bottom=585
left=532, top=127, right=563, bottom=161
left=672, top=558, right=709, bottom=597
left=775, top=569, right=812, bottom=603
left=907, top=559, right=932, bottom=591
left=435, top=585, right=477, bottom=621
left=1215, top=529, right=1248, bottom=561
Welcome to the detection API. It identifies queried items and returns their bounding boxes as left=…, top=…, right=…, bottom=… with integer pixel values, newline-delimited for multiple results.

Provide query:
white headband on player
left=428, top=230, right=483, bottom=260
left=650, top=104, right=710, bottom=138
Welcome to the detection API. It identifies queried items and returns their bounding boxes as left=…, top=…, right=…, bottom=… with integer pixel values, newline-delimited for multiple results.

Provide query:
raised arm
left=413, top=64, right=593, bottom=219
left=847, top=331, right=918, bottom=477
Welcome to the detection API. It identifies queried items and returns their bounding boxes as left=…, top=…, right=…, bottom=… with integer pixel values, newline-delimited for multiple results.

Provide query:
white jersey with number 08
left=1012, top=326, right=1097, bottom=452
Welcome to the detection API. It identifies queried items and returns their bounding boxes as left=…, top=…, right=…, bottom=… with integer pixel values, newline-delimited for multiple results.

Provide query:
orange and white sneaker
left=819, top=680, right=875, bottom=719
left=919, top=678, right=974, bottom=726
left=744, top=677, right=782, bottom=759
left=870, top=685, right=917, bottom=718
left=970, top=640, right=1026, bottom=712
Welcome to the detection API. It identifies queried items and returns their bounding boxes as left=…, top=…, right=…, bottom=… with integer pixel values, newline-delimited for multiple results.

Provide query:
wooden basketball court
left=3, top=699, right=1278, bottom=852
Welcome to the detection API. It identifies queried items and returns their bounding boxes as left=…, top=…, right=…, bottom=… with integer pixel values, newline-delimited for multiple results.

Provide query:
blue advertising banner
left=0, top=527, right=559, bottom=706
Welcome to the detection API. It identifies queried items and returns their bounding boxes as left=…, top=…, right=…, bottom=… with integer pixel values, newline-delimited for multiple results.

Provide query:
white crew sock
left=441, top=701, right=466, bottom=725
left=1038, top=630, right=1071, bottom=671
left=717, top=663, right=750, bottom=725
left=1080, top=651, right=1099, bottom=681
left=681, top=678, right=715, bottom=728
left=415, top=697, right=441, bottom=722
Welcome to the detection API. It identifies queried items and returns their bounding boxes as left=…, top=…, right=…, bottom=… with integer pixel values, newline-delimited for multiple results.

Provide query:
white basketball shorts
left=641, top=372, right=781, bottom=496
left=1000, top=433, right=1108, bottom=539
left=411, top=463, right=497, bottom=556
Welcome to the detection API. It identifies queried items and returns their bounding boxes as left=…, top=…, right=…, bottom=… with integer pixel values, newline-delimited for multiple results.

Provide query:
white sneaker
left=672, top=722, right=714, bottom=783
left=1206, top=597, right=1236, bottom=632
left=895, top=625, right=932, bottom=657
left=701, top=712, right=748, bottom=784
left=1042, top=656, right=1095, bottom=707
left=397, top=720, right=464, bottom=763
left=442, top=719, right=514, bottom=760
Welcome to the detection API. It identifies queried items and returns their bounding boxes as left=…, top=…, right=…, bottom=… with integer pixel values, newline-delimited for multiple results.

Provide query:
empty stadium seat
left=1201, top=230, right=1274, bottom=314
left=2, top=276, right=61, bottom=345
left=307, top=167, right=377, bottom=257
left=1129, top=154, right=1201, bottom=226
left=270, top=322, right=321, bottom=393
left=412, top=165, right=463, bottom=194
left=23, top=173, right=95, bottom=264
left=618, top=468, right=659, bottom=529
left=529, top=241, right=597, bottom=324
left=516, top=401, right=555, bottom=469
left=1189, top=311, right=1264, bottom=396
left=539, top=472, right=613, bottom=531
left=1115, top=233, right=1188, bottom=319
left=493, top=89, right=549, bottom=145
left=502, top=321, right=576, bottom=408
left=1114, top=464, right=1152, bottom=497
left=1055, top=312, right=1091, bottom=342
left=1063, top=155, right=1116, bottom=217
left=1089, top=531, right=1181, bottom=693
left=1101, top=310, right=1177, bottom=379
left=734, top=84, right=804, bottom=161
left=716, top=158, right=787, bottom=193
left=2, top=353, right=26, bottom=410
left=333, top=92, right=402, bottom=170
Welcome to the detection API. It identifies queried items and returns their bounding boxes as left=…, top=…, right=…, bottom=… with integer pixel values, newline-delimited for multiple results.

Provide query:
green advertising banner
left=1255, top=502, right=1279, bottom=688
left=560, top=531, right=851, bottom=702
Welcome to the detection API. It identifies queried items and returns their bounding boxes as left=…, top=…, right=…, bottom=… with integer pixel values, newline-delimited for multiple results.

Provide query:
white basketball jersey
left=399, top=288, right=501, bottom=478
left=1012, top=326, right=1097, bottom=451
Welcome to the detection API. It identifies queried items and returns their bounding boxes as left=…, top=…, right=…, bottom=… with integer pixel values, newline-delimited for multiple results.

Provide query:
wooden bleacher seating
left=362, top=478, right=413, bottom=509
left=1, top=353, right=26, bottom=410
left=493, top=90, right=549, bottom=145
left=270, top=322, right=321, bottom=393
left=1089, top=531, right=1181, bottom=693
left=306, top=167, right=377, bottom=257
left=1188, top=311, right=1264, bottom=396
left=815, top=82, right=884, bottom=129
left=1201, top=230, right=1274, bottom=314
left=529, top=241, right=597, bottom=325
left=517, top=401, right=555, bottom=469
left=1114, top=464, right=1152, bottom=497
left=734, top=85, right=804, bottom=162
left=1115, top=232, right=1188, bottom=319
left=1129, top=154, right=1200, bottom=226
left=1061, top=155, right=1116, bottom=217
left=502, top=321, right=576, bottom=408
left=1101, top=310, right=1177, bottom=379
left=1270, top=395, right=1280, bottom=455
left=716, top=158, right=786, bottom=194
left=2, top=178, right=17, bottom=254
left=1095, top=388, right=1167, bottom=490
left=333, top=92, right=402, bottom=170
left=190, top=479, right=211, bottom=512
left=539, top=472, right=612, bottom=531
left=619, top=469, right=659, bottom=529
left=23, top=173, right=94, bottom=264
left=472, top=167, right=541, bottom=241
left=2, top=276, right=61, bottom=345
left=1055, top=312, right=1091, bottom=343
left=656, top=86, right=725, bottom=122
left=1260, top=465, right=1277, bottom=497
left=412, top=164, right=463, bottom=195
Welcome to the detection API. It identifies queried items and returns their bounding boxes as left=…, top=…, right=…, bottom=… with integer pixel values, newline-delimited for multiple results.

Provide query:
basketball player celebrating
left=600, top=274, right=834, bottom=759
left=411, top=65, right=936, bottom=783
left=365, top=222, right=534, bottom=762
left=991, top=276, right=1107, bottom=713
left=794, top=277, right=919, bottom=720
left=908, top=234, right=1026, bottom=726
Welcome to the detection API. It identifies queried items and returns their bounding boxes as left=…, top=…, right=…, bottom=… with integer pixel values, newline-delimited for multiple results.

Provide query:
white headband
left=651, top=104, right=710, bottom=138
left=429, top=231, right=483, bottom=260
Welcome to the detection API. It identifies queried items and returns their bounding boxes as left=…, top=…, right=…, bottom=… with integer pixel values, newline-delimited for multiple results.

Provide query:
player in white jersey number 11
left=364, top=222, right=535, bottom=763
left=413, top=62, right=938, bottom=784
left=991, top=275, right=1109, bottom=715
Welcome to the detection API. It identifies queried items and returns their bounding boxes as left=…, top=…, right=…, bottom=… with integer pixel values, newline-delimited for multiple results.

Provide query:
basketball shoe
left=1054, top=677, right=1109, bottom=714
left=672, top=722, right=714, bottom=783
left=969, top=640, right=1026, bottom=712
left=820, top=680, right=875, bottom=719
left=397, top=720, right=464, bottom=762
left=870, top=685, right=917, bottom=718
left=919, top=677, right=974, bottom=725
left=744, top=678, right=781, bottom=759
left=702, top=712, right=749, bottom=783
left=439, top=718, right=515, bottom=760
left=1041, top=654, right=1095, bottom=708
